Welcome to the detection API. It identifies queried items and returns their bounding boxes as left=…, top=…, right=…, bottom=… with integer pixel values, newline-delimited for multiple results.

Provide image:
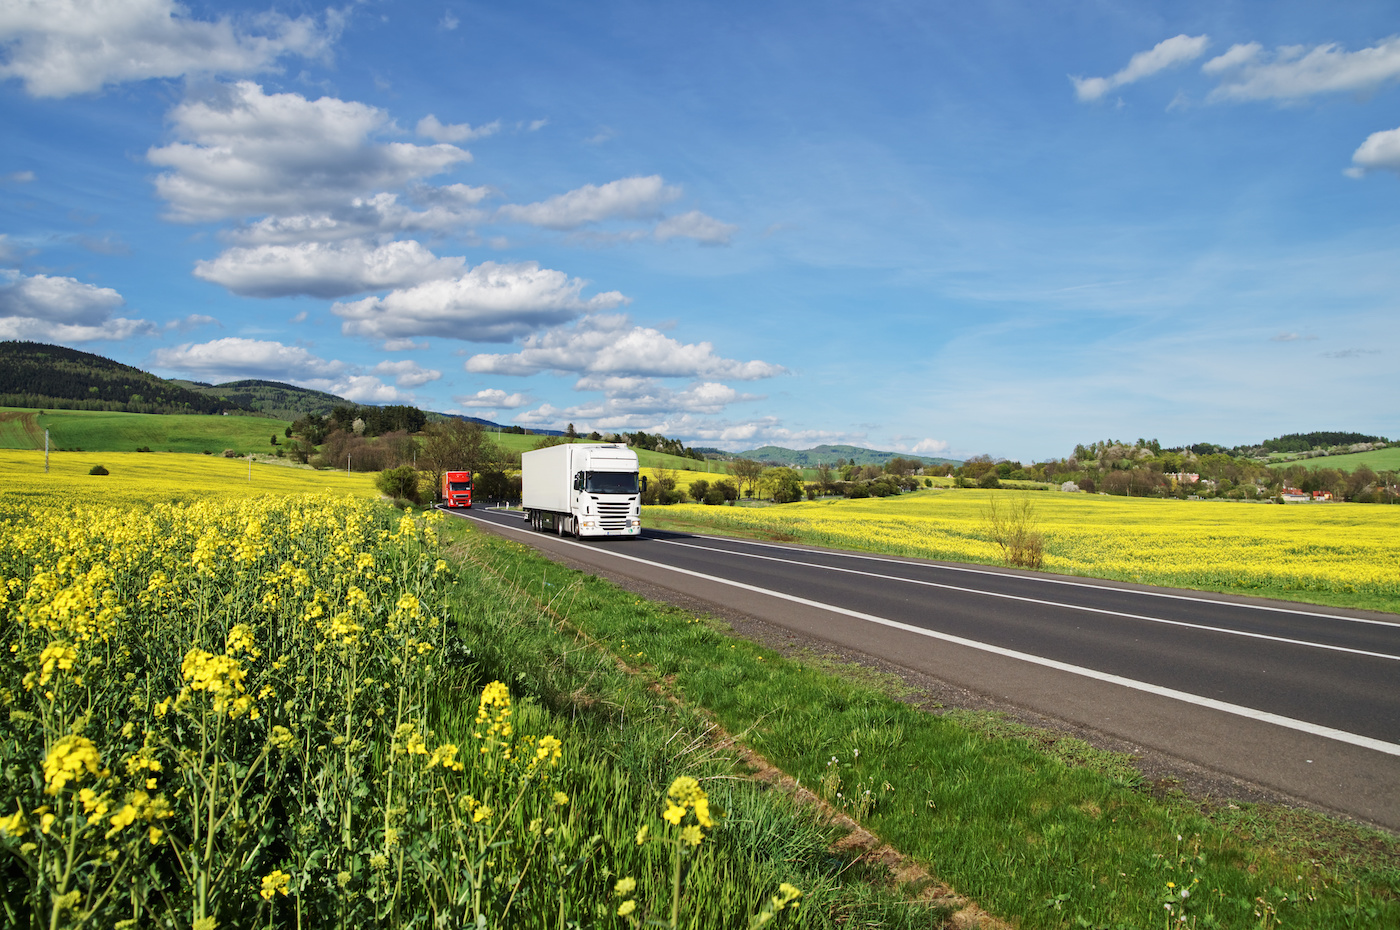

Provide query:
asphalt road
left=452, top=505, right=1400, bottom=831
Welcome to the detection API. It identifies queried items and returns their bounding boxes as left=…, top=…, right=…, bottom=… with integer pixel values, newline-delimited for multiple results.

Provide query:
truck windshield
left=584, top=471, right=639, bottom=494
left=448, top=481, right=471, bottom=491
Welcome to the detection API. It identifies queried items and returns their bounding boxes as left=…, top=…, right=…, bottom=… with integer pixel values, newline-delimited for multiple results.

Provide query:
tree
left=764, top=467, right=805, bottom=503
left=729, top=459, right=764, bottom=498
left=420, top=420, right=502, bottom=499
left=566, top=423, right=578, bottom=439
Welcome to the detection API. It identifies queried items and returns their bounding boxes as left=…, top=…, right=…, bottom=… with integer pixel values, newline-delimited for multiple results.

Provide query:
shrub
left=983, top=495, right=1044, bottom=570
left=375, top=465, right=422, bottom=504
left=88, top=464, right=108, bottom=476
left=703, top=486, right=728, bottom=505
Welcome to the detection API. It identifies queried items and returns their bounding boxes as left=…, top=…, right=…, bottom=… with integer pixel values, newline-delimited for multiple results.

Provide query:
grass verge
left=446, top=519, right=1400, bottom=929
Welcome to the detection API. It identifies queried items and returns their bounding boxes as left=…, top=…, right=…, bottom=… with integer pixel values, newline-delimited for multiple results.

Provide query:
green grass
left=432, top=524, right=947, bottom=927
left=0, top=406, right=291, bottom=454
left=447, top=521, right=1400, bottom=929
left=1266, top=446, right=1400, bottom=473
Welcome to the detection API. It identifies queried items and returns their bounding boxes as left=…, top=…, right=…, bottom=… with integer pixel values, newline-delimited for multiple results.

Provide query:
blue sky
left=1, top=1, right=1396, bottom=461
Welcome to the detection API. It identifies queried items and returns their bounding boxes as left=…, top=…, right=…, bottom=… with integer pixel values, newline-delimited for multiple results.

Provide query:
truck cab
left=441, top=471, right=473, bottom=509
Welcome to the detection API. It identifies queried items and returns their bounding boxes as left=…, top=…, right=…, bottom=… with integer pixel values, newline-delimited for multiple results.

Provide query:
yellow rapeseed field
left=0, top=449, right=376, bottom=507
left=658, top=490, right=1400, bottom=609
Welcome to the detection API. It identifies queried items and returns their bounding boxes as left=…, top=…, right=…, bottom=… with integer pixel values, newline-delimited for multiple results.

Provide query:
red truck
left=441, top=471, right=473, bottom=509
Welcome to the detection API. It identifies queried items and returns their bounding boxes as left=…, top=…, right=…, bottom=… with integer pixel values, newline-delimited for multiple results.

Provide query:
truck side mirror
left=640, top=476, right=648, bottom=493
left=573, top=472, right=584, bottom=491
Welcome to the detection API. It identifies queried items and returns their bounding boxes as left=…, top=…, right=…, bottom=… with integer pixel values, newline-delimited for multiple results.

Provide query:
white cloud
left=439, top=11, right=458, bottom=31
left=1205, top=36, right=1400, bottom=101
left=165, top=313, right=218, bottom=331
left=151, top=337, right=413, bottom=402
left=194, top=238, right=465, bottom=298
left=226, top=186, right=496, bottom=245
left=149, top=81, right=470, bottom=222
left=0, top=270, right=154, bottom=341
left=324, top=375, right=406, bottom=403
left=654, top=210, right=737, bottom=245
left=464, top=314, right=786, bottom=380
left=417, top=114, right=499, bottom=143
left=1072, top=34, right=1210, bottom=102
left=153, top=336, right=347, bottom=381
left=496, top=175, right=679, bottom=229
left=3, top=170, right=35, bottom=183
left=1348, top=125, right=1400, bottom=176
left=372, top=358, right=441, bottom=387
left=333, top=260, right=627, bottom=344
left=910, top=438, right=951, bottom=455
left=456, top=388, right=529, bottom=409
left=570, top=376, right=759, bottom=415
left=0, top=0, right=335, bottom=97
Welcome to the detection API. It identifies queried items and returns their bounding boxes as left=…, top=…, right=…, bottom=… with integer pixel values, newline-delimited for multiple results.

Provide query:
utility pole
left=347, top=453, right=351, bottom=475
left=44, top=429, right=50, bottom=474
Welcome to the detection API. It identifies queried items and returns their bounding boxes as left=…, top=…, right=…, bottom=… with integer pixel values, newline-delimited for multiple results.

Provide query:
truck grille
left=596, top=501, right=632, bottom=530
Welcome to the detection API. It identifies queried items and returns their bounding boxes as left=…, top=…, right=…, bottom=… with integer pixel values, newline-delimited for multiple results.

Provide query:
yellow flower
left=553, top=791, right=569, bottom=807
left=614, top=876, right=637, bottom=896
left=680, top=824, right=703, bottom=846
left=43, top=734, right=103, bottom=795
left=193, top=916, right=217, bottom=930
left=635, top=824, right=649, bottom=845
left=0, top=805, right=26, bottom=838
left=260, top=869, right=292, bottom=901
left=662, top=803, right=685, bottom=826
left=617, top=900, right=637, bottom=917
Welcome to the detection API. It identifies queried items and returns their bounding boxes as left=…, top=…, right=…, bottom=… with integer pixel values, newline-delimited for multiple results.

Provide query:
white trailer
left=521, top=443, right=645, bottom=538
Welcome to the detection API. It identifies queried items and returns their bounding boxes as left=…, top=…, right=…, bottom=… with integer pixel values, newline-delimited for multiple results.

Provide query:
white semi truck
left=521, top=443, right=645, bottom=538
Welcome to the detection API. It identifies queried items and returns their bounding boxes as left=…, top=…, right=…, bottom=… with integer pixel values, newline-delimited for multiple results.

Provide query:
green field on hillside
left=0, top=407, right=290, bottom=454
left=1266, top=446, right=1400, bottom=473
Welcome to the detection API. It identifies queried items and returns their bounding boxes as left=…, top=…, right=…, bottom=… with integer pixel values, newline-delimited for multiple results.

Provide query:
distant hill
left=734, top=443, right=960, bottom=467
left=0, top=341, right=244, bottom=415
left=172, top=379, right=352, bottom=420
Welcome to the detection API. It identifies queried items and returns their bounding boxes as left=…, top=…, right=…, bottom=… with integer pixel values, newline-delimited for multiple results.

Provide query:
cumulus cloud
left=149, top=81, right=470, bottom=222
left=464, top=314, right=786, bottom=381
left=417, top=114, right=500, bottom=143
left=455, top=388, right=530, bottom=409
left=333, top=260, right=627, bottom=344
left=1348, top=125, right=1400, bottom=177
left=1204, top=36, right=1400, bottom=102
left=910, top=438, right=951, bottom=455
left=496, top=175, right=679, bottom=229
left=0, top=270, right=154, bottom=341
left=150, top=336, right=414, bottom=401
left=372, top=358, right=441, bottom=387
left=569, top=376, right=760, bottom=416
left=1072, top=34, right=1210, bottom=102
left=654, top=210, right=737, bottom=245
left=152, top=336, right=348, bottom=381
left=225, top=186, right=496, bottom=245
left=194, top=238, right=466, bottom=298
left=0, top=0, right=335, bottom=97
left=165, top=313, right=218, bottom=331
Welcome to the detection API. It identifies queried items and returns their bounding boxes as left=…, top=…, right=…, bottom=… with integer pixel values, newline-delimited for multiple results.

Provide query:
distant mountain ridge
left=734, top=443, right=961, bottom=467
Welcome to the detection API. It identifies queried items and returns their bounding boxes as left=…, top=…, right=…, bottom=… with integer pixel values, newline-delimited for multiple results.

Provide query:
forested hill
left=0, top=341, right=247, bottom=415
left=735, top=443, right=960, bottom=467
left=170, top=379, right=351, bottom=420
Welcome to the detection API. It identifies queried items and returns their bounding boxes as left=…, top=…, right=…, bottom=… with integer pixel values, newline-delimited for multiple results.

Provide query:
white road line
left=656, top=539, right=1400, bottom=662
left=462, top=511, right=1400, bottom=757
left=683, top=533, right=1400, bottom=629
